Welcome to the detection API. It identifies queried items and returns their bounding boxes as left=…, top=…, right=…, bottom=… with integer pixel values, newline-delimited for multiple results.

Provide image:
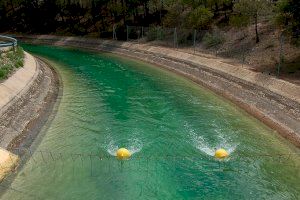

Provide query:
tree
left=188, top=6, right=213, bottom=29
left=233, top=0, right=273, bottom=43
left=276, top=0, right=300, bottom=38
left=162, top=1, right=185, bottom=27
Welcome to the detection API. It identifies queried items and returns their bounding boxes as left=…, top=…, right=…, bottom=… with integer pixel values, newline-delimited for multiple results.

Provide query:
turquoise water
left=1, top=44, right=300, bottom=199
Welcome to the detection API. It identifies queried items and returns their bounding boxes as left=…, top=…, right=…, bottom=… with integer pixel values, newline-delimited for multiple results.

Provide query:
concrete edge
left=0, top=52, right=38, bottom=115
left=0, top=56, right=60, bottom=185
left=0, top=51, right=38, bottom=181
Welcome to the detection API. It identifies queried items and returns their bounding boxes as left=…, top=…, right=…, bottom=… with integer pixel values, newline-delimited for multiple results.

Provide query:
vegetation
left=276, top=0, right=300, bottom=42
left=0, top=47, right=24, bottom=80
left=202, top=31, right=224, bottom=48
left=0, top=0, right=299, bottom=78
left=232, top=0, right=273, bottom=43
left=0, top=0, right=298, bottom=40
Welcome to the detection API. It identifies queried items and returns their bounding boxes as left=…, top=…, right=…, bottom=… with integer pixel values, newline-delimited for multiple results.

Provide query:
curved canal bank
left=0, top=50, right=60, bottom=181
left=0, top=52, right=60, bottom=151
left=17, top=35, right=300, bottom=147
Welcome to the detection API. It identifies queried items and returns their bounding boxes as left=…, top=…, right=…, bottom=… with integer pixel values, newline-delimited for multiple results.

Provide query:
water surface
left=2, top=44, right=299, bottom=199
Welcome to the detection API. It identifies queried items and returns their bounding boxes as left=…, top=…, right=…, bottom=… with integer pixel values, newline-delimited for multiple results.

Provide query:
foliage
left=162, top=1, right=186, bottom=27
left=202, top=31, right=224, bottom=48
left=146, top=27, right=158, bottom=41
left=232, top=0, right=273, bottom=43
left=187, top=6, right=213, bottom=29
left=233, top=0, right=271, bottom=18
left=229, top=14, right=250, bottom=28
left=0, top=47, right=24, bottom=80
left=276, top=0, right=300, bottom=37
left=0, top=0, right=297, bottom=45
left=145, top=27, right=171, bottom=41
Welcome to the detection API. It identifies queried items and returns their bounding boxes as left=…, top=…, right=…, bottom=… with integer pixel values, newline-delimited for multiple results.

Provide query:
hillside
left=0, top=0, right=299, bottom=81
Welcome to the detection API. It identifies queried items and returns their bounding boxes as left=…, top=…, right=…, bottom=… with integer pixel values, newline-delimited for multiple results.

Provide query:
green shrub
left=146, top=27, right=157, bottom=41
left=146, top=27, right=168, bottom=41
left=188, top=6, right=213, bottom=29
left=16, top=60, right=23, bottom=68
left=0, top=47, right=24, bottom=81
left=230, top=15, right=250, bottom=28
left=202, top=32, right=224, bottom=48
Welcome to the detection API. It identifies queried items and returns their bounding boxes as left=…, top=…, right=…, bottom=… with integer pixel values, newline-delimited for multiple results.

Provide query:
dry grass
left=215, top=24, right=300, bottom=82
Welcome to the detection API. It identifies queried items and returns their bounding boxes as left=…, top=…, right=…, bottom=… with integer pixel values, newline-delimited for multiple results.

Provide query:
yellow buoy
left=214, top=148, right=229, bottom=159
left=116, top=148, right=131, bottom=160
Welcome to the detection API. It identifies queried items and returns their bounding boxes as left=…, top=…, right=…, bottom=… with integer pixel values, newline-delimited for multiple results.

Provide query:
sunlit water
left=1, top=44, right=299, bottom=199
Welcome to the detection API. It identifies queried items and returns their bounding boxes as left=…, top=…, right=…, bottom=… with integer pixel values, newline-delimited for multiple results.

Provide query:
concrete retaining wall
left=0, top=49, right=59, bottom=181
left=0, top=52, right=37, bottom=182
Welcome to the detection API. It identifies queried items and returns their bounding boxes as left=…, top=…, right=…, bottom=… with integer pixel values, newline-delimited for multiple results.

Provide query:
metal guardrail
left=0, top=35, right=17, bottom=49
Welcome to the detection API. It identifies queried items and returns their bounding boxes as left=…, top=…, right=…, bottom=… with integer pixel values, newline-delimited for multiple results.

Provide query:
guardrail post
left=13, top=41, right=17, bottom=52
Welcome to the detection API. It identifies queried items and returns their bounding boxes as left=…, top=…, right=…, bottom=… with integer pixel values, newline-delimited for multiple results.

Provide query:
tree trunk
left=9, top=0, right=15, bottom=12
left=214, top=2, right=218, bottom=16
left=121, top=0, right=126, bottom=25
left=255, top=13, right=259, bottom=43
left=143, top=1, right=149, bottom=26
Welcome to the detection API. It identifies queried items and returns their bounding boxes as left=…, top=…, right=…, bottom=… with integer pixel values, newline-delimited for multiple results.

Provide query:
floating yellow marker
left=214, top=148, right=229, bottom=159
left=116, top=148, right=131, bottom=160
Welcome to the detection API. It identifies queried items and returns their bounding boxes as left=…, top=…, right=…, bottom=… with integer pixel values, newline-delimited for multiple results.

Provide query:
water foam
left=106, top=138, right=143, bottom=156
left=185, top=122, right=238, bottom=157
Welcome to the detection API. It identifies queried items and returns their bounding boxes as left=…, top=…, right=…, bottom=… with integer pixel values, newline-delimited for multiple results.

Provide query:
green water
left=2, top=44, right=300, bottom=199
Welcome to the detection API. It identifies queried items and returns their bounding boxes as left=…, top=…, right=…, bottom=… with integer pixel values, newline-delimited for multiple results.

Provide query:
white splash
left=185, top=122, right=238, bottom=157
left=106, top=138, right=143, bottom=156
left=194, top=135, right=215, bottom=156
left=128, top=138, right=143, bottom=154
left=216, top=133, right=238, bottom=155
left=107, top=140, right=119, bottom=156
